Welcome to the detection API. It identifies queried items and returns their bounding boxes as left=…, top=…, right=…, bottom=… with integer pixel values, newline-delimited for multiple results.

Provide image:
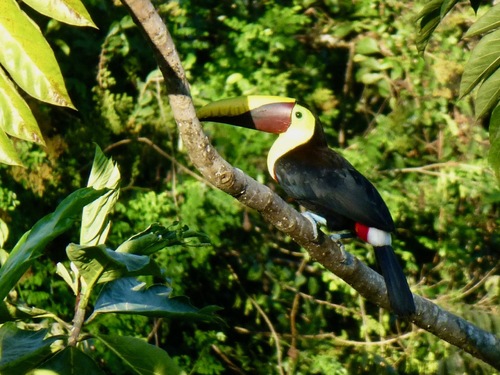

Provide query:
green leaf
left=0, top=302, right=60, bottom=324
left=91, top=277, right=221, bottom=322
left=0, top=301, right=32, bottom=323
left=415, top=0, right=458, bottom=52
left=355, top=38, right=380, bottom=55
left=440, top=0, right=459, bottom=18
left=116, top=223, right=209, bottom=255
left=0, top=68, right=45, bottom=145
left=475, top=68, right=500, bottom=118
left=66, top=244, right=164, bottom=285
left=22, top=0, right=97, bottom=28
left=0, top=187, right=107, bottom=301
left=0, top=218, right=8, bottom=248
left=95, top=334, right=182, bottom=375
left=30, top=347, right=105, bottom=375
left=465, top=3, right=500, bottom=37
left=0, top=323, right=59, bottom=375
left=489, top=105, right=500, bottom=183
left=460, top=28, right=500, bottom=98
left=0, top=126, right=22, bottom=166
left=0, top=0, right=74, bottom=108
left=80, top=145, right=120, bottom=245
left=416, top=0, right=443, bottom=53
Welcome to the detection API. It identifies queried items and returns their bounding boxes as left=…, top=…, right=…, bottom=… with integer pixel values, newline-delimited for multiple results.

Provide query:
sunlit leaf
left=0, top=219, right=8, bottom=249
left=80, top=145, right=120, bottom=246
left=0, top=301, right=32, bottom=323
left=355, top=38, right=380, bottom=55
left=0, top=68, right=44, bottom=145
left=95, top=334, right=181, bottom=375
left=0, top=0, right=74, bottom=108
left=489, top=105, right=500, bottom=183
left=92, top=277, right=221, bottom=322
left=0, top=128, right=22, bottom=166
left=475, top=68, right=500, bottom=119
left=0, top=323, right=59, bottom=375
left=31, top=347, right=105, bottom=375
left=460, top=28, right=500, bottom=98
left=66, top=244, right=164, bottom=285
left=0, top=187, right=107, bottom=301
left=22, top=0, right=97, bottom=28
left=465, top=3, right=500, bottom=37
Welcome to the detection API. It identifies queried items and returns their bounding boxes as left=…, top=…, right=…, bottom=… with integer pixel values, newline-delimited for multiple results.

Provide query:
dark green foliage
left=0, top=0, right=498, bottom=374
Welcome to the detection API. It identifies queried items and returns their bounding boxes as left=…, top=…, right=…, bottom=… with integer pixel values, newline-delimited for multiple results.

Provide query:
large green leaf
left=80, top=145, right=120, bottom=246
left=22, top=0, right=96, bottom=28
left=475, top=67, right=500, bottom=119
left=66, top=244, right=164, bottom=285
left=465, top=3, right=500, bottom=37
left=0, top=323, right=60, bottom=375
left=0, top=187, right=107, bottom=301
left=91, top=277, right=221, bottom=322
left=0, top=68, right=44, bottom=145
left=30, top=346, right=105, bottom=375
left=0, top=0, right=74, bottom=108
left=95, top=334, right=181, bottom=375
left=489, top=105, right=500, bottom=182
left=460, top=28, right=500, bottom=98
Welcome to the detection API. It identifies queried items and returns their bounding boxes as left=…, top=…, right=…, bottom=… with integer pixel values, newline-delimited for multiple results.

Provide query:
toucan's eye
left=295, top=111, right=303, bottom=119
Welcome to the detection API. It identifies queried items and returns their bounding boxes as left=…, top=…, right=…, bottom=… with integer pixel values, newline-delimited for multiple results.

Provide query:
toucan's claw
left=331, top=236, right=346, bottom=254
left=302, top=211, right=326, bottom=240
left=330, top=232, right=354, bottom=241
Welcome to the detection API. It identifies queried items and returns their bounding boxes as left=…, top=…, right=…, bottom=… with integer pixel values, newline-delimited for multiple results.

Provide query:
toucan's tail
left=374, top=245, right=415, bottom=317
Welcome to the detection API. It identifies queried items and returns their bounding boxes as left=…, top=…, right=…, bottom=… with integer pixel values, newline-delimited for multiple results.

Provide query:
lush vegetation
left=0, top=0, right=499, bottom=374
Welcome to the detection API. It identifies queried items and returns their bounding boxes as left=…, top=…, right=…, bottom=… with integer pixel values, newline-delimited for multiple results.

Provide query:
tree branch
left=120, top=0, right=500, bottom=370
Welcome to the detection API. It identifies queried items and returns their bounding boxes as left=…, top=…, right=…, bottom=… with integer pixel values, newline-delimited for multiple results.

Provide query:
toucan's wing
left=274, top=147, right=395, bottom=232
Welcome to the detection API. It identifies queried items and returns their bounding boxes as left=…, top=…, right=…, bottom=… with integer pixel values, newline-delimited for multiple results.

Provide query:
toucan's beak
left=197, top=95, right=296, bottom=134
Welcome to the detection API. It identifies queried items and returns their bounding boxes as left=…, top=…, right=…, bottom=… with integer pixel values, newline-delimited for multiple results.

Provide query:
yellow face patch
left=267, top=103, right=316, bottom=179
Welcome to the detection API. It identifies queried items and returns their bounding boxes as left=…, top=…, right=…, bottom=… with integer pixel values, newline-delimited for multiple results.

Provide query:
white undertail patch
left=367, top=227, right=392, bottom=247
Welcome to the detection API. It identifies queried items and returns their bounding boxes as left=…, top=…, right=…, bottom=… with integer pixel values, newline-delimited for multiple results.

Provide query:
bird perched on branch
left=198, top=95, right=415, bottom=317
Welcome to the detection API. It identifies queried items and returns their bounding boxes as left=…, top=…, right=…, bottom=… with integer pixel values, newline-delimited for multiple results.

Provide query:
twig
left=281, top=284, right=357, bottom=315
left=235, top=325, right=424, bottom=347
left=146, top=317, right=163, bottom=345
left=453, top=265, right=500, bottom=301
left=288, top=258, right=308, bottom=374
left=388, top=161, right=486, bottom=175
left=227, top=264, right=285, bottom=375
left=104, top=137, right=209, bottom=185
left=211, top=345, right=245, bottom=375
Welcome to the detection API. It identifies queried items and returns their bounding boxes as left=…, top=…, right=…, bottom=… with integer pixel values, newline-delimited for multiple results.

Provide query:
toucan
left=197, top=95, right=416, bottom=317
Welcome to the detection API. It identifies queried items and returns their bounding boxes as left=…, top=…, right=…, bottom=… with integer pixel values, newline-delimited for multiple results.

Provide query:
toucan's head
left=197, top=95, right=327, bottom=179
left=198, top=95, right=327, bottom=142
